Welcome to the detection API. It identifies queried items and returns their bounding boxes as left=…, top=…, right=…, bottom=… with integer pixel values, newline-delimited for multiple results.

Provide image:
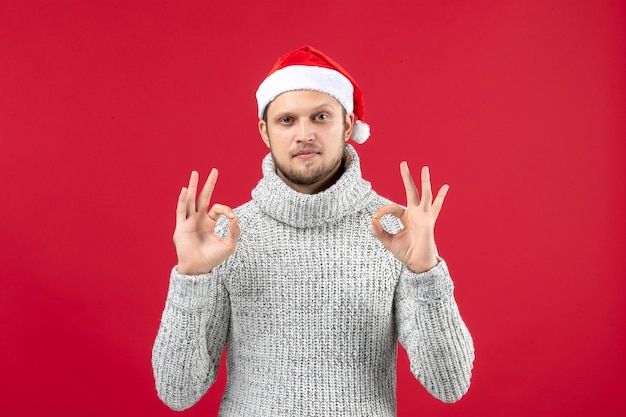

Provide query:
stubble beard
left=271, top=145, right=345, bottom=186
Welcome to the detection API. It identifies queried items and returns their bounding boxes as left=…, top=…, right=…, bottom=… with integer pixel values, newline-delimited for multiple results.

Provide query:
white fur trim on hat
left=256, top=65, right=354, bottom=119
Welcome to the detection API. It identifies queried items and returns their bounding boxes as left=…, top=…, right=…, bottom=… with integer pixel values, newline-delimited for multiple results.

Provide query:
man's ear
left=258, top=120, right=270, bottom=148
left=344, top=112, right=355, bottom=141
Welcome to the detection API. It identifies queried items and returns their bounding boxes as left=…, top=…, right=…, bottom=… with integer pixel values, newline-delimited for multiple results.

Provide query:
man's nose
left=296, top=119, right=314, bottom=142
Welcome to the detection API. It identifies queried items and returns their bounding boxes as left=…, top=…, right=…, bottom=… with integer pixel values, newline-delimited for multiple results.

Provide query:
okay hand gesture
left=173, top=169, right=240, bottom=275
left=372, top=163, right=449, bottom=274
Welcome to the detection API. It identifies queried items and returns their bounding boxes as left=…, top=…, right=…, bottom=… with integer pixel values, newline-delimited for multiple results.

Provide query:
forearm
left=396, top=260, right=474, bottom=403
left=151, top=268, right=230, bottom=410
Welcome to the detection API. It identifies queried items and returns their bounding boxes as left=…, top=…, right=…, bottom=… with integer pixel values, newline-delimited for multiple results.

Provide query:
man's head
left=256, top=45, right=369, bottom=144
left=256, top=45, right=369, bottom=193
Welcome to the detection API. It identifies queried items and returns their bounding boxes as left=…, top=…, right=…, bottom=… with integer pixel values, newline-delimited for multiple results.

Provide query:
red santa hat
left=256, top=45, right=370, bottom=144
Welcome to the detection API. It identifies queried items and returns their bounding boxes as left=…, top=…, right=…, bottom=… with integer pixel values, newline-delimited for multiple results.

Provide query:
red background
left=1, top=0, right=625, bottom=416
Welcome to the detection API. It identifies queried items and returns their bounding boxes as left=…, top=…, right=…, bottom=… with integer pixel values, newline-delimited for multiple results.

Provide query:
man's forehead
left=267, top=90, right=344, bottom=113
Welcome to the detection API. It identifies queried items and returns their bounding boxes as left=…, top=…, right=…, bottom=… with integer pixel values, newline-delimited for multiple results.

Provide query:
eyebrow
left=310, top=102, right=335, bottom=111
left=273, top=102, right=337, bottom=118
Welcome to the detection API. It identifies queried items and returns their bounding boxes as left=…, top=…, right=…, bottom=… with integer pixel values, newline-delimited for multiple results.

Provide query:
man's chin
left=279, top=167, right=326, bottom=186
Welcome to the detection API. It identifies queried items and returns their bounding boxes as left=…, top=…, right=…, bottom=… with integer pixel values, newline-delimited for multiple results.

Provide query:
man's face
left=258, top=90, right=354, bottom=194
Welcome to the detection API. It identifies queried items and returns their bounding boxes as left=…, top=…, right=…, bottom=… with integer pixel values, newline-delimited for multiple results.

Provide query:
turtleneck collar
left=251, top=145, right=373, bottom=228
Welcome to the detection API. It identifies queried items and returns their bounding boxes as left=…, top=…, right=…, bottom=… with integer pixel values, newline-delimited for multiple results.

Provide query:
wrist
left=406, top=256, right=438, bottom=274
left=176, top=264, right=212, bottom=276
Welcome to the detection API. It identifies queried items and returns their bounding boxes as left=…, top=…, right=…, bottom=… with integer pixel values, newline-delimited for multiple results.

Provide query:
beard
left=271, top=147, right=345, bottom=186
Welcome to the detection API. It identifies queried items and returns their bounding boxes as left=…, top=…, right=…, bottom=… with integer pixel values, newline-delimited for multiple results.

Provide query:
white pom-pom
left=351, top=120, right=370, bottom=144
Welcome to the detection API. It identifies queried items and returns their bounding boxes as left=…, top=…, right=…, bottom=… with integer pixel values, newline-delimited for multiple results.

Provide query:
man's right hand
left=173, top=169, right=240, bottom=275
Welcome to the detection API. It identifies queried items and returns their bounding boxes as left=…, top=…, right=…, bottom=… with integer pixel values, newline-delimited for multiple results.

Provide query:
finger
left=421, top=166, right=433, bottom=209
left=431, top=184, right=450, bottom=218
left=207, top=203, right=236, bottom=222
left=186, top=171, right=199, bottom=215
left=371, top=216, right=395, bottom=249
left=176, top=187, right=188, bottom=224
left=197, top=168, right=219, bottom=213
left=400, top=162, right=420, bottom=206
left=373, top=203, right=406, bottom=220
left=225, top=216, right=241, bottom=244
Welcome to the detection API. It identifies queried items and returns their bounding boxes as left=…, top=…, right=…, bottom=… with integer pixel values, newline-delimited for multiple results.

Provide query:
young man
left=152, top=45, right=474, bottom=416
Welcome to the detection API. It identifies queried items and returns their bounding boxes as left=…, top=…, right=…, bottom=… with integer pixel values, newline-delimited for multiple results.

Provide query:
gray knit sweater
left=152, top=145, right=474, bottom=416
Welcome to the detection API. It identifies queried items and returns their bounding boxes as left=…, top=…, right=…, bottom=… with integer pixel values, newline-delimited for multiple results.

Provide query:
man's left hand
left=372, top=163, right=449, bottom=274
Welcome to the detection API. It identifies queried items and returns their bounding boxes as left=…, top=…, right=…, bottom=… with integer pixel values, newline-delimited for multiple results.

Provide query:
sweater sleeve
left=151, top=267, right=230, bottom=411
left=395, top=258, right=474, bottom=403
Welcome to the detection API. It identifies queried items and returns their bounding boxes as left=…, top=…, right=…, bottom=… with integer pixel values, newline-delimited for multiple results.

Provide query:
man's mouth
left=293, top=149, right=320, bottom=159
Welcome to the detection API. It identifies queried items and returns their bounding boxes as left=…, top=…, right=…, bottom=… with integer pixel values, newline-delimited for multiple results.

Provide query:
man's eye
left=315, top=114, right=328, bottom=121
left=280, top=117, right=292, bottom=124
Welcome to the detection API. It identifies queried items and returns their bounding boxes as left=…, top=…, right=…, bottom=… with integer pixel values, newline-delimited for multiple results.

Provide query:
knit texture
left=152, top=145, right=474, bottom=416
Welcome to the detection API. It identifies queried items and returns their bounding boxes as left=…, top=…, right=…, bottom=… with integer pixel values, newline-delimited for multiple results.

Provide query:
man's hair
left=262, top=105, right=269, bottom=124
